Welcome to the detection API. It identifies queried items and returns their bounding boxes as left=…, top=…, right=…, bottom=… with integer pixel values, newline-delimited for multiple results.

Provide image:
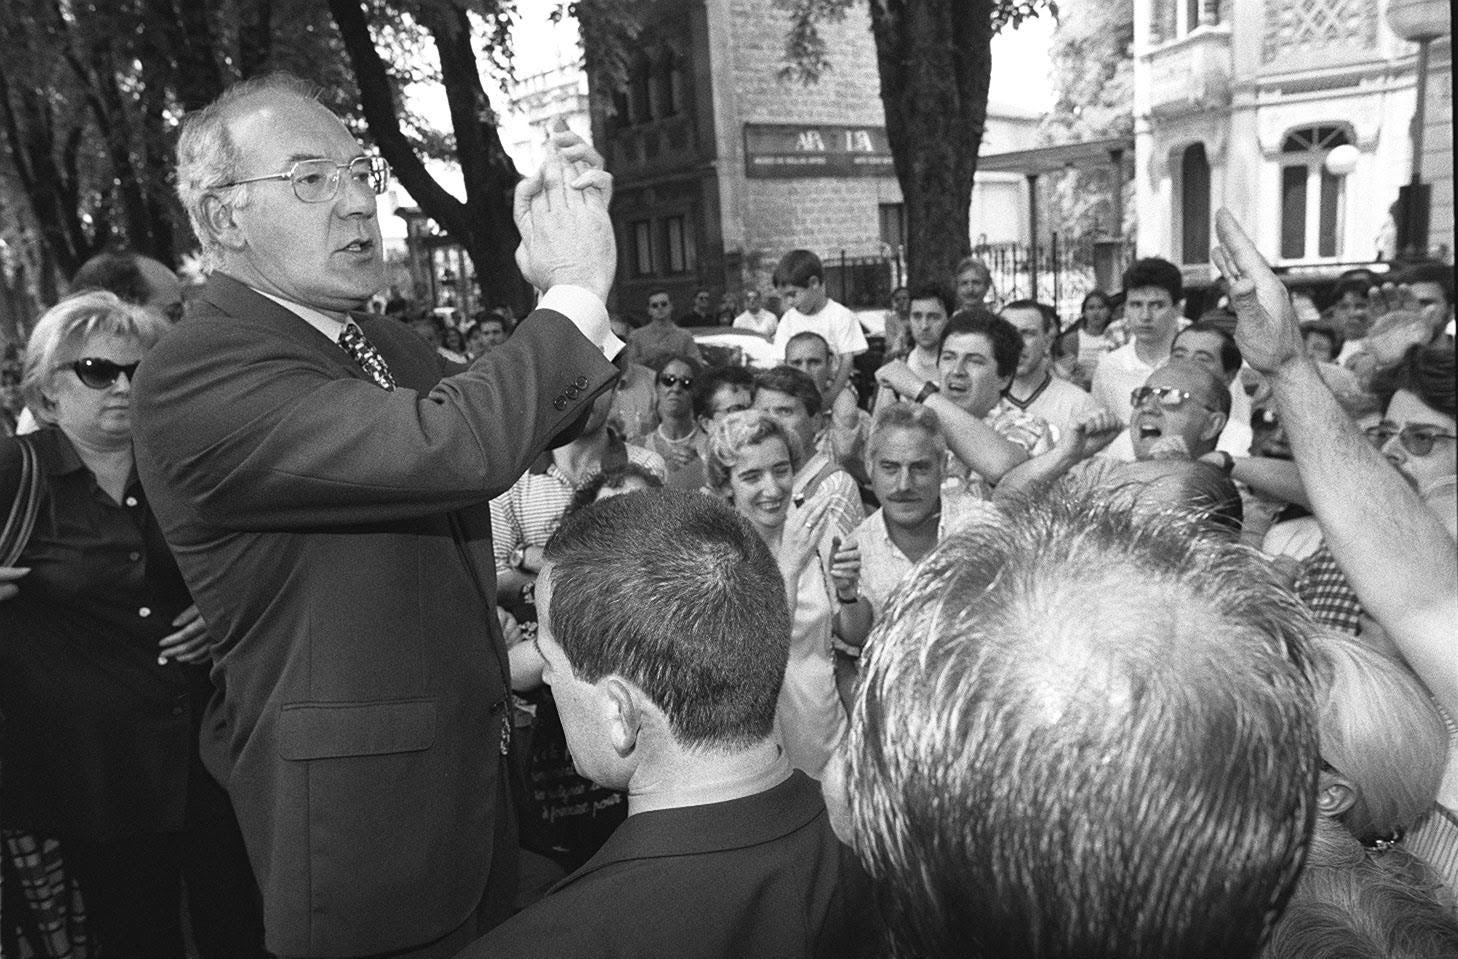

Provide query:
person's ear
left=202, top=193, right=247, bottom=253
left=600, top=676, right=643, bottom=758
left=1201, top=410, right=1228, bottom=441
left=1317, top=767, right=1358, bottom=818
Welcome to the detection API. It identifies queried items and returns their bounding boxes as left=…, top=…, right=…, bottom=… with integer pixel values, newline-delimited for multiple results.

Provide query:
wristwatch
left=914, top=381, right=941, bottom=404
left=1212, top=451, right=1236, bottom=475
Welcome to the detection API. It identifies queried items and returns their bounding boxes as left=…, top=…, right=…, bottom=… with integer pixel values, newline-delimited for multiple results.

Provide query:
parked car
left=686, top=327, right=778, bottom=369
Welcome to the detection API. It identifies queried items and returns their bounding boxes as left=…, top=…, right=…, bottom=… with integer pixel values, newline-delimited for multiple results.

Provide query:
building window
left=1278, top=125, right=1349, bottom=260
left=1179, top=143, right=1211, bottom=265
left=663, top=216, right=693, bottom=274
left=631, top=220, right=655, bottom=276
left=628, top=53, right=652, bottom=125
left=654, top=52, right=678, bottom=118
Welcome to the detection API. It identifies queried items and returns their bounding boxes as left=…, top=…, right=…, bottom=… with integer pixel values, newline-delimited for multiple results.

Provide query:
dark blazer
left=457, top=771, right=878, bottom=959
left=131, top=273, right=618, bottom=958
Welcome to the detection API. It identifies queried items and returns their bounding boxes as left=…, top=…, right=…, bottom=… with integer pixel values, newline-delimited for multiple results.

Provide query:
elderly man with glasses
left=130, top=74, right=623, bottom=959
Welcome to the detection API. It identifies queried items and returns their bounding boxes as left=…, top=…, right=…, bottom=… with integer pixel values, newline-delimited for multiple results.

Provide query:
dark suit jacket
left=457, top=770, right=878, bottom=959
left=131, top=273, right=618, bottom=957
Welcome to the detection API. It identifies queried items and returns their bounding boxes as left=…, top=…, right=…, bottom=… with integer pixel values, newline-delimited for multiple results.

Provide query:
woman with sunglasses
left=705, top=411, right=869, bottom=781
left=645, top=352, right=707, bottom=489
left=0, top=292, right=263, bottom=958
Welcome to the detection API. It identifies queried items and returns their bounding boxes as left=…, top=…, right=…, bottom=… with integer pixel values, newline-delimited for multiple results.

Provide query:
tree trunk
left=869, top=0, right=990, bottom=290
left=328, top=0, right=528, bottom=316
left=415, top=1, right=525, bottom=313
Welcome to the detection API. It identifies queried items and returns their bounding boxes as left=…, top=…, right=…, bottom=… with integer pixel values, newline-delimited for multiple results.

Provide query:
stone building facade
left=590, top=0, right=1039, bottom=317
left=1133, top=0, right=1453, bottom=282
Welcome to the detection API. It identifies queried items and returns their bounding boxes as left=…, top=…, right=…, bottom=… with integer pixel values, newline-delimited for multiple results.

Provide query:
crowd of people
left=1, top=70, right=1456, bottom=959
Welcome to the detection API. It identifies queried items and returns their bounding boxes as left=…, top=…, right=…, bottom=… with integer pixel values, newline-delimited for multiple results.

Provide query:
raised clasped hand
left=513, top=118, right=617, bottom=303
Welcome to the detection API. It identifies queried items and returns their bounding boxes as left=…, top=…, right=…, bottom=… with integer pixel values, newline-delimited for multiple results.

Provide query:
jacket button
left=553, top=396, right=567, bottom=411
left=565, top=386, right=580, bottom=399
left=573, top=375, right=589, bottom=389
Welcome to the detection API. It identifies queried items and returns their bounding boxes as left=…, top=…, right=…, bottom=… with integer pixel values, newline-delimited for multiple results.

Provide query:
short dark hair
left=648, top=351, right=704, bottom=378
left=754, top=365, right=823, bottom=418
left=1301, top=321, right=1343, bottom=356
left=543, top=491, right=789, bottom=748
left=954, top=256, right=990, bottom=281
left=773, top=249, right=823, bottom=289
left=939, top=307, right=1022, bottom=379
left=907, top=282, right=953, bottom=318
left=568, top=462, right=666, bottom=514
left=1395, top=261, right=1454, bottom=308
left=784, top=330, right=832, bottom=360
left=1122, top=257, right=1183, bottom=303
left=843, top=488, right=1318, bottom=959
left=71, top=252, right=152, bottom=306
left=1001, top=298, right=1059, bottom=334
left=1372, top=344, right=1455, bottom=419
left=1333, top=277, right=1371, bottom=302
left=1174, top=320, right=1243, bottom=378
left=691, top=364, right=756, bottom=420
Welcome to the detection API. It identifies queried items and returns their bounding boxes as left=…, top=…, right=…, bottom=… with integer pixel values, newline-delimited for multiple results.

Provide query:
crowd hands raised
left=2, top=70, right=1457, bottom=959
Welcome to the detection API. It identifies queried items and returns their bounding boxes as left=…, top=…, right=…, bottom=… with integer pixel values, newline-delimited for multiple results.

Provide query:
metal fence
left=817, top=235, right=1133, bottom=322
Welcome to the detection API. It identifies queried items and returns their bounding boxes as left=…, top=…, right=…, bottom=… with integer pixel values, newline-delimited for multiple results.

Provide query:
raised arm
left=1213, top=208, right=1458, bottom=714
left=875, top=360, right=1028, bottom=483
left=994, top=408, right=1123, bottom=502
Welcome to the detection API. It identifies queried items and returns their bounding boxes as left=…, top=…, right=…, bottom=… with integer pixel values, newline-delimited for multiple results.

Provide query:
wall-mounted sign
left=743, top=124, right=896, bottom=179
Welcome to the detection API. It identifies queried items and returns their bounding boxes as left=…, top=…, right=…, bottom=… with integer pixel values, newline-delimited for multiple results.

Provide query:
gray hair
left=22, top=291, right=170, bottom=424
left=844, top=486, right=1319, bottom=959
left=865, top=400, right=947, bottom=470
left=175, top=73, right=321, bottom=271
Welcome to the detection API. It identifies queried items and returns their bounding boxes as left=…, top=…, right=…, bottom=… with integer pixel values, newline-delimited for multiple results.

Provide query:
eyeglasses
left=1364, top=421, right=1457, bottom=457
left=212, top=155, right=391, bottom=204
left=68, top=358, right=140, bottom=389
left=658, top=374, right=693, bottom=389
left=648, top=300, right=671, bottom=310
left=1130, top=386, right=1215, bottom=412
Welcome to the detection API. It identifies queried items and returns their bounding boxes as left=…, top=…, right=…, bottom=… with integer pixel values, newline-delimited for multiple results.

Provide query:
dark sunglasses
left=1364, top=421, right=1457, bottom=457
left=69, top=357, right=140, bottom=390
left=658, top=373, right=693, bottom=389
left=1251, top=407, right=1280, bottom=431
left=1130, top=385, right=1215, bottom=412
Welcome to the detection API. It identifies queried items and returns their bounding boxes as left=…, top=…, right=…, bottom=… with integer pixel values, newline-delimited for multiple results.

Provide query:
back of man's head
left=841, top=489, right=1318, bottom=959
left=543, top=490, right=789, bottom=750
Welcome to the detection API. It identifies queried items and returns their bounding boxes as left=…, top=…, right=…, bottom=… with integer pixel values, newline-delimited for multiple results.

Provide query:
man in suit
left=459, top=491, right=873, bottom=959
left=131, top=74, right=622, bottom=959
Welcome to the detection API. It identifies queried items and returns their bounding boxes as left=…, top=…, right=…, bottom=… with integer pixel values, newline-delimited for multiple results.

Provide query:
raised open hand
left=1211, top=209, right=1304, bottom=377
left=513, top=120, right=616, bottom=301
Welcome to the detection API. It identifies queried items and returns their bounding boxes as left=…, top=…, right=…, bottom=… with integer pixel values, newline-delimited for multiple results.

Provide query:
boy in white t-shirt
left=772, top=249, right=868, bottom=402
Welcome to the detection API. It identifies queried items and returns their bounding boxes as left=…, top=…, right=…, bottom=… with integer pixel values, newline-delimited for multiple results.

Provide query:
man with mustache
left=850, top=401, right=994, bottom=616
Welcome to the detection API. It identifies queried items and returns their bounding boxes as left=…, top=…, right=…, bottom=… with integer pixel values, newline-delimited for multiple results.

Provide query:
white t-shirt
left=773, top=298, right=868, bottom=360
left=732, top=308, right=778, bottom=337
left=1017, top=374, right=1101, bottom=442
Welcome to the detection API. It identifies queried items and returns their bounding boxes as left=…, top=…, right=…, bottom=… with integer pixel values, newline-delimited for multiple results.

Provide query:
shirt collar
left=255, top=290, right=351, bottom=343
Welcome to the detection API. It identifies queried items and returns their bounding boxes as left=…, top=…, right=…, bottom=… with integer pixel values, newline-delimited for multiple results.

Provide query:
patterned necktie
left=337, top=323, right=396, bottom=391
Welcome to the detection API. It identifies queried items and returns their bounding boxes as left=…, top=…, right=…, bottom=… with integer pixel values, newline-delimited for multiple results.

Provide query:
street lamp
left=1386, top=0, right=1452, bottom=258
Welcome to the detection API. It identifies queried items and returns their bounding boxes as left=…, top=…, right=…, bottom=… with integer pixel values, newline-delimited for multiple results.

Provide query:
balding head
left=832, top=488, right=1318, bottom=959
left=1129, top=359, right=1230, bottom=460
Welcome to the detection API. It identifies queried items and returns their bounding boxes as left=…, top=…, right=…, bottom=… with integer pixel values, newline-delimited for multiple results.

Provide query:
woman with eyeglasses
left=0, top=292, right=263, bottom=958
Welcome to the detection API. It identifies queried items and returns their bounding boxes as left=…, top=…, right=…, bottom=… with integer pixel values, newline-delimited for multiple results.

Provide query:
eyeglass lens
left=292, top=157, right=389, bottom=202
left=1131, top=387, right=1186, bottom=409
left=659, top=374, right=692, bottom=389
left=71, top=358, right=140, bottom=389
left=1365, top=422, right=1456, bottom=457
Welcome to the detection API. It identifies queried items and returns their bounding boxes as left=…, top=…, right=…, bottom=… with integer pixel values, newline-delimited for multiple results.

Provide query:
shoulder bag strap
left=1, top=436, right=43, bottom=566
